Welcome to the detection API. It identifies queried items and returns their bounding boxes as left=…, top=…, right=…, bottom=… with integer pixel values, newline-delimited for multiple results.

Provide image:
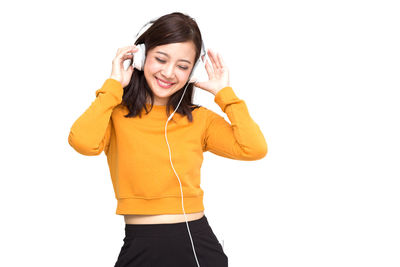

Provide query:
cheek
left=144, top=58, right=159, bottom=74
left=177, top=70, right=191, bottom=83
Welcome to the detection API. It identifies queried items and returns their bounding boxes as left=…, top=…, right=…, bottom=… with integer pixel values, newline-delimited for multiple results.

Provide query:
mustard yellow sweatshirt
left=68, top=78, right=268, bottom=215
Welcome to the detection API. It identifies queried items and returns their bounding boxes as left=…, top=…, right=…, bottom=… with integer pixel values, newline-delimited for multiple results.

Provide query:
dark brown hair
left=121, top=12, right=203, bottom=122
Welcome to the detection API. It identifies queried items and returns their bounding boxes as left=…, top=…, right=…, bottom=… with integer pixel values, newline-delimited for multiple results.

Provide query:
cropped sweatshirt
left=68, top=78, right=268, bottom=215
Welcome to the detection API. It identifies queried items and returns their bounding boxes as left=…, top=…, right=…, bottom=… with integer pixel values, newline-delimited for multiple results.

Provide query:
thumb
left=127, top=65, right=134, bottom=76
left=194, top=81, right=207, bottom=90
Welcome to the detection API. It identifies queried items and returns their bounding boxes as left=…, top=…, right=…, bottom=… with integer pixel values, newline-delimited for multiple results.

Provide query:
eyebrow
left=155, top=51, right=192, bottom=64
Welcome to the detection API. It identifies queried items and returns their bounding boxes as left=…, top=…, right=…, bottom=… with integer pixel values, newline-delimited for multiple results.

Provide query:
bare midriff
left=124, top=211, right=205, bottom=224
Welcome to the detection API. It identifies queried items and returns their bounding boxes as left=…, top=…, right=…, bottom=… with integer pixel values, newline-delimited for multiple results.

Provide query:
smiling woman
left=68, top=11, right=267, bottom=267
left=121, top=12, right=204, bottom=122
left=143, top=41, right=196, bottom=105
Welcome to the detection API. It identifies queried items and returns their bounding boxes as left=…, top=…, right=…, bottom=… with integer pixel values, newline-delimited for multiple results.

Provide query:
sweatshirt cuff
left=95, top=78, right=124, bottom=100
left=214, top=86, right=242, bottom=112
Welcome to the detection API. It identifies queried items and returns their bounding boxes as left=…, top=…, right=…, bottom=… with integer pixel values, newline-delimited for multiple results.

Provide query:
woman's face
left=143, top=41, right=197, bottom=106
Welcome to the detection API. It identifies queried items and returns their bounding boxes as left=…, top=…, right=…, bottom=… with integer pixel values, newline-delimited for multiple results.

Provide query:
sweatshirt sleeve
left=203, top=86, right=268, bottom=161
left=68, top=78, right=123, bottom=156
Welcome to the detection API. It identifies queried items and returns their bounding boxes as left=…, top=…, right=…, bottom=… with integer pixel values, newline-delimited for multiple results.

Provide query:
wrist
left=211, top=85, right=230, bottom=96
left=109, top=76, right=121, bottom=83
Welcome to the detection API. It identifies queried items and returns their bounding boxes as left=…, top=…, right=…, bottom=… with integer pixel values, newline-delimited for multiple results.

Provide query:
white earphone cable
left=165, top=80, right=201, bottom=267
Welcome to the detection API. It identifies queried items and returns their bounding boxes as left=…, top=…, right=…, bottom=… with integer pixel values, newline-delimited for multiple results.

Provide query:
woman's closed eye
left=155, top=57, right=189, bottom=70
left=155, top=57, right=167, bottom=63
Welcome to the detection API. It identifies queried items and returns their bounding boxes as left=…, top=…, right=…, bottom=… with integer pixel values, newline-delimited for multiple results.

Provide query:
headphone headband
left=131, top=15, right=208, bottom=83
left=133, top=17, right=207, bottom=59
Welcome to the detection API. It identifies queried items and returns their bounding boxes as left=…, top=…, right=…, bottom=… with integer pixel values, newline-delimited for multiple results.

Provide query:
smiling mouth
left=155, top=77, right=175, bottom=89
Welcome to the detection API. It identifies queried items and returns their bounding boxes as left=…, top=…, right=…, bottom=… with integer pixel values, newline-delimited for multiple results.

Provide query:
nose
left=160, top=63, right=175, bottom=79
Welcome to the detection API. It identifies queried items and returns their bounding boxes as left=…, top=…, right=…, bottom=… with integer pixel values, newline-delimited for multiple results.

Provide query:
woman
left=68, top=12, right=267, bottom=267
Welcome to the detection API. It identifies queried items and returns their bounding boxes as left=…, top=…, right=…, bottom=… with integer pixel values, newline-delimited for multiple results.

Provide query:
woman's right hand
left=109, top=45, right=139, bottom=88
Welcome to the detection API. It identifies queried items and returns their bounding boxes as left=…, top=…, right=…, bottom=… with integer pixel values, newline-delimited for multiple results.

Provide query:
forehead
left=149, top=41, right=196, bottom=60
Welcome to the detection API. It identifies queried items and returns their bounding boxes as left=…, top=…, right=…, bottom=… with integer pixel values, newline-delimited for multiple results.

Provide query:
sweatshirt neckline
left=143, top=103, right=173, bottom=118
left=145, top=103, right=166, bottom=108
left=144, top=103, right=170, bottom=110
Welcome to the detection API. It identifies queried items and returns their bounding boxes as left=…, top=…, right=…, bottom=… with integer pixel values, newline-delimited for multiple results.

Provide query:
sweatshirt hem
left=115, top=195, right=205, bottom=215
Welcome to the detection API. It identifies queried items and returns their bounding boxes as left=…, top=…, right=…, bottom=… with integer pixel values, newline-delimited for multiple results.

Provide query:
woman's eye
left=156, top=57, right=188, bottom=70
left=155, top=57, right=166, bottom=63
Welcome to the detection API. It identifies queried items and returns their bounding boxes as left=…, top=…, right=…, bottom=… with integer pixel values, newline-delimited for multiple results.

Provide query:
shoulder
left=191, top=105, right=214, bottom=117
left=192, top=105, right=224, bottom=126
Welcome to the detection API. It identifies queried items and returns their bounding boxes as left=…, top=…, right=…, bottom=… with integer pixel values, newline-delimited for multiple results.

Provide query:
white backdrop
left=0, top=0, right=399, bottom=266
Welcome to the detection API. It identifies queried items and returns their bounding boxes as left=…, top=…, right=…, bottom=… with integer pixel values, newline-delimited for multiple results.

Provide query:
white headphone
left=128, top=19, right=208, bottom=84
left=127, top=17, right=208, bottom=267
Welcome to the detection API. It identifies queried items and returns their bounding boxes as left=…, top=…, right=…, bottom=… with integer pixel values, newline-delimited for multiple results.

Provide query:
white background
left=1, top=0, right=399, bottom=266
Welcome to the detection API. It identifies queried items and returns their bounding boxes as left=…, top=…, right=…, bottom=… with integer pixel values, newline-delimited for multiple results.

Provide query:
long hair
left=121, top=12, right=203, bottom=122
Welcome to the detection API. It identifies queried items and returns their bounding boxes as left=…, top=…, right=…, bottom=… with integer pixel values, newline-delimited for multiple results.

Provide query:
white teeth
left=157, top=78, right=174, bottom=87
left=160, top=80, right=171, bottom=86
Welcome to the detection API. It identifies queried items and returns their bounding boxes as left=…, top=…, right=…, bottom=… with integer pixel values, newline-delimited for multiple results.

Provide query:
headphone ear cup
left=188, top=61, right=199, bottom=83
left=188, top=56, right=208, bottom=83
left=133, top=43, right=146, bottom=71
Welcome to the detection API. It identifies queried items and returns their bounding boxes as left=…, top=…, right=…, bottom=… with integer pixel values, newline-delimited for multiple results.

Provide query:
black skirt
left=114, top=215, right=228, bottom=267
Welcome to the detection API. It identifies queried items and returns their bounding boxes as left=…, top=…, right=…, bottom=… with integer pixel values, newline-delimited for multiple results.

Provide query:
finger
left=119, top=49, right=134, bottom=58
left=116, top=46, right=136, bottom=58
left=213, top=53, right=222, bottom=70
left=128, top=64, right=134, bottom=74
left=117, top=46, right=134, bottom=52
left=193, top=81, right=202, bottom=88
left=120, top=48, right=136, bottom=60
left=125, top=47, right=138, bottom=55
left=116, top=52, right=133, bottom=67
left=216, top=52, right=224, bottom=69
left=207, top=49, right=218, bottom=70
left=204, top=60, right=215, bottom=80
left=130, top=45, right=139, bottom=51
left=124, top=45, right=137, bottom=50
left=121, top=53, right=133, bottom=60
left=120, top=46, right=137, bottom=54
left=212, top=50, right=222, bottom=70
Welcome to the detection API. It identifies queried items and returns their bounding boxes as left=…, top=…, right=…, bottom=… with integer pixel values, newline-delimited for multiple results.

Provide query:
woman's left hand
left=194, top=49, right=230, bottom=95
